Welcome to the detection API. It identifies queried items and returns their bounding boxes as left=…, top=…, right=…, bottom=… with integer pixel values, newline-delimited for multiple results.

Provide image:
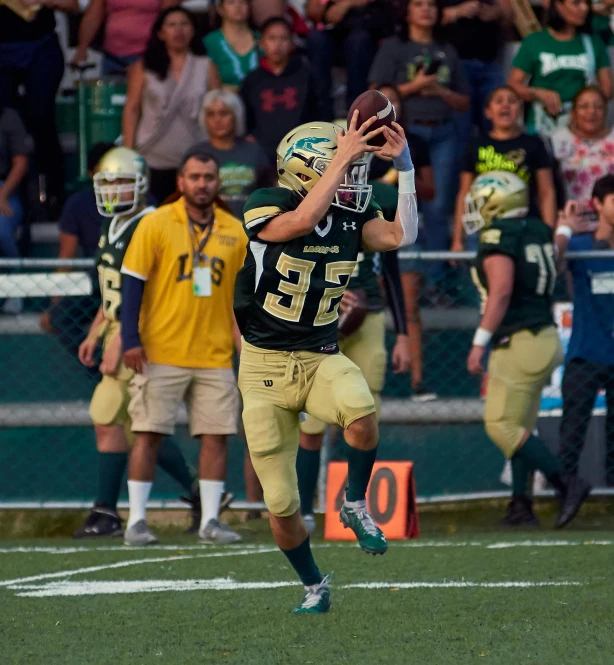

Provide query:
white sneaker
left=302, top=513, right=316, bottom=536
left=124, top=519, right=158, bottom=546
left=198, top=518, right=242, bottom=544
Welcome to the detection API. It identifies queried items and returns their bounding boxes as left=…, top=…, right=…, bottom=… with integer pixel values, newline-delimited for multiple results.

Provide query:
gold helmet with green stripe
left=93, top=147, right=149, bottom=217
left=462, top=170, right=528, bottom=235
left=276, top=121, right=372, bottom=213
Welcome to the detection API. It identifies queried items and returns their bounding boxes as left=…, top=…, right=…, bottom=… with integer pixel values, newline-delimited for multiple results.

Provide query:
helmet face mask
left=277, top=122, right=372, bottom=214
left=93, top=147, right=149, bottom=217
left=462, top=170, right=529, bottom=235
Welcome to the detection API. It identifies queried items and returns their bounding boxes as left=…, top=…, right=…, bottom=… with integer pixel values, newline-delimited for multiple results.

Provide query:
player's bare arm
left=256, top=111, right=383, bottom=243
left=361, top=122, right=419, bottom=252
left=78, top=305, right=105, bottom=367
left=467, top=255, right=515, bottom=375
left=100, top=332, right=123, bottom=377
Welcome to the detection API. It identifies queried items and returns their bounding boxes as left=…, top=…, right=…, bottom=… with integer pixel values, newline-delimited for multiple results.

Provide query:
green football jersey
left=472, top=217, right=556, bottom=343
left=234, top=187, right=383, bottom=351
left=96, top=206, right=155, bottom=321
left=348, top=251, right=383, bottom=309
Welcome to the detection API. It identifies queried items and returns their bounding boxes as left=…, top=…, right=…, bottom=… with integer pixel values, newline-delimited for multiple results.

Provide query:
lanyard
left=188, top=216, right=213, bottom=267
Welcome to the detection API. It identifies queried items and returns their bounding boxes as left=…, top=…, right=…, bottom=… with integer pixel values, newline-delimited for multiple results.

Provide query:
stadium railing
left=1, top=251, right=613, bottom=510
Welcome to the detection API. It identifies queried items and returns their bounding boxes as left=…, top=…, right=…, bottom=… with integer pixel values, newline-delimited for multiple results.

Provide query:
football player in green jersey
left=234, top=114, right=418, bottom=613
left=465, top=170, right=591, bottom=528
left=73, top=147, right=201, bottom=539
left=296, top=123, right=412, bottom=534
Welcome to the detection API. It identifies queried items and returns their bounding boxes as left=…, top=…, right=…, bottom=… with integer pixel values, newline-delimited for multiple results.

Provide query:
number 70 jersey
left=471, top=216, right=556, bottom=343
left=234, top=187, right=383, bottom=352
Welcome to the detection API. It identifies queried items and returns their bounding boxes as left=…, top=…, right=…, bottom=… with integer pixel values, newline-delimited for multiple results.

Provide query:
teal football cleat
left=292, top=576, right=331, bottom=615
left=340, top=500, right=388, bottom=555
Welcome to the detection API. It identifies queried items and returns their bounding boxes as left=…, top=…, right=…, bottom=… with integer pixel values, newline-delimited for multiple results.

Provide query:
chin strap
left=397, top=170, right=418, bottom=246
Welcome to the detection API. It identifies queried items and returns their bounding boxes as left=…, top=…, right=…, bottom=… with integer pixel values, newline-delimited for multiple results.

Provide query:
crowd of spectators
left=1, top=0, right=614, bottom=481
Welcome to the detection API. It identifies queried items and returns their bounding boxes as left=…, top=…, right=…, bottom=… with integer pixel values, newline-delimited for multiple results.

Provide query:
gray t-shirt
left=199, top=139, right=270, bottom=219
left=368, top=36, right=469, bottom=125
left=0, top=107, right=29, bottom=178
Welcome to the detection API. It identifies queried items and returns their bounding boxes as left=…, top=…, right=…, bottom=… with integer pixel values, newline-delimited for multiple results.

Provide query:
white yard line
left=0, top=547, right=279, bottom=588
left=0, top=540, right=611, bottom=555
left=8, top=578, right=584, bottom=598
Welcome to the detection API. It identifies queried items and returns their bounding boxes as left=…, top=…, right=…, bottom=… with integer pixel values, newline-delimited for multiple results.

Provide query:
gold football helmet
left=462, top=170, right=529, bottom=235
left=93, top=147, right=148, bottom=217
left=276, top=121, right=372, bottom=213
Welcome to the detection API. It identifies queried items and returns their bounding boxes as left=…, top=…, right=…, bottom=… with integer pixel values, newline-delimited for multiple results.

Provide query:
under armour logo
left=263, top=380, right=273, bottom=387
left=343, top=221, right=356, bottom=231
left=261, top=87, right=298, bottom=112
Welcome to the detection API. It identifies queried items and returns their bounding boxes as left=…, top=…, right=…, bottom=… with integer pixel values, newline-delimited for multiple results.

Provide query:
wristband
left=398, top=169, right=415, bottom=195
left=472, top=327, right=493, bottom=347
left=555, top=225, right=573, bottom=240
left=393, top=143, right=414, bottom=172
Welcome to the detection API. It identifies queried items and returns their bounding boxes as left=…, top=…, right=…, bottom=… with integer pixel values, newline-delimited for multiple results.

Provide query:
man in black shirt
left=0, top=1, right=79, bottom=217
left=440, top=0, right=513, bottom=159
left=240, top=18, right=317, bottom=165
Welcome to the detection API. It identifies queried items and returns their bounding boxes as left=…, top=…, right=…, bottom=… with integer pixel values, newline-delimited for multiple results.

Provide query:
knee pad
left=484, top=418, right=524, bottom=459
left=90, top=376, right=130, bottom=426
left=263, top=484, right=300, bottom=518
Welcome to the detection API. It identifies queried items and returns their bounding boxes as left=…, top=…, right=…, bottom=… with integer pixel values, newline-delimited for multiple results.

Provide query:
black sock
left=515, top=434, right=565, bottom=491
left=511, top=454, right=530, bottom=498
left=280, top=536, right=323, bottom=587
left=345, top=443, right=377, bottom=503
left=96, top=451, right=128, bottom=511
left=157, top=438, right=195, bottom=493
left=297, top=447, right=321, bottom=515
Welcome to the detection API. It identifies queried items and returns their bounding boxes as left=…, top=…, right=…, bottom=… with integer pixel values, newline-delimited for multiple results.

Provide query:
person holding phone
left=369, top=0, right=469, bottom=301
left=557, top=183, right=614, bottom=486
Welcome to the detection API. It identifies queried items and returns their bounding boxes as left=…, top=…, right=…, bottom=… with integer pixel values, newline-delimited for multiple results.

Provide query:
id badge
left=193, top=266, right=212, bottom=297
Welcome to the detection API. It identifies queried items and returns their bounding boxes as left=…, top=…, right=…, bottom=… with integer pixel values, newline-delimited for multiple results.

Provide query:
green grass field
left=1, top=505, right=614, bottom=665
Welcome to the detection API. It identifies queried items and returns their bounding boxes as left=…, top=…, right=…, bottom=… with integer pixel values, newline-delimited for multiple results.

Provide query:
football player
left=465, top=170, right=591, bottom=527
left=234, top=113, right=418, bottom=613
left=297, top=122, right=412, bottom=533
left=74, top=147, right=202, bottom=538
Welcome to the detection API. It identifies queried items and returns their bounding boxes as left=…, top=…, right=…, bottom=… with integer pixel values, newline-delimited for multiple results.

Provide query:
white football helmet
left=93, top=147, right=149, bottom=217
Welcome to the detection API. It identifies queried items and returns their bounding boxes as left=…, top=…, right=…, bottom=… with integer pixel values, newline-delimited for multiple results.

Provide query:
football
left=347, top=90, right=396, bottom=147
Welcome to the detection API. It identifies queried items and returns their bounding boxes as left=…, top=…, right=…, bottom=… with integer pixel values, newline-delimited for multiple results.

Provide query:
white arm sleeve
left=397, top=170, right=419, bottom=246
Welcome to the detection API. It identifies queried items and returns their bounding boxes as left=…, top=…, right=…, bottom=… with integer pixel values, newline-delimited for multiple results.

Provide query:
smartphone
left=424, top=56, right=443, bottom=76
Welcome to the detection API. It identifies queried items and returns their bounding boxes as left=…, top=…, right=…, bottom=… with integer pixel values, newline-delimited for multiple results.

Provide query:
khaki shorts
left=300, top=311, right=387, bottom=435
left=128, top=363, right=239, bottom=436
left=238, top=339, right=376, bottom=517
left=89, top=321, right=134, bottom=429
left=484, top=326, right=563, bottom=458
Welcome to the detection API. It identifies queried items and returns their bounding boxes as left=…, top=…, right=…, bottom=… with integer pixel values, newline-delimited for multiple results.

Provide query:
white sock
left=127, top=480, right=153, bottom=528
left=199, top=479, right=224, bottom=531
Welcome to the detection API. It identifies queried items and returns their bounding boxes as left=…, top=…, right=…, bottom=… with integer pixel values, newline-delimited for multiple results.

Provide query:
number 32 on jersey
left=263, top=253, right=356, bottom=325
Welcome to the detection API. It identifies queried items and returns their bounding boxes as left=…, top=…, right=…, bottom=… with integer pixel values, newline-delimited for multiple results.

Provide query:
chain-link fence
left=0, top=252, right=612, bottom=509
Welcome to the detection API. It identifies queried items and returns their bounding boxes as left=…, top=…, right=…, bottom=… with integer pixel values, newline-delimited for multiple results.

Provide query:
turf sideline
left=0, top=539, right=612, bottom=555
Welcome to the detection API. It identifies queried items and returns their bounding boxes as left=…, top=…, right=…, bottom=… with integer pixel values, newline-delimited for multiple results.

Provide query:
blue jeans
left=0, top=182, right=23, bottom=258
left=101, top=52, right=141, bottom=77
left=0, top=33, right=65, bottom=205
left=454, top=59, right=504, bottom=164
left=407, top=120, right=458, bottom=286
left=307, top=28, right=374, bottom=121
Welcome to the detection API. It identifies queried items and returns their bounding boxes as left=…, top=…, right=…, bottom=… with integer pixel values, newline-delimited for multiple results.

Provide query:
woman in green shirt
left=508, top=0, right=612, bottom=136
left=203, top=0, right=259, bottom=90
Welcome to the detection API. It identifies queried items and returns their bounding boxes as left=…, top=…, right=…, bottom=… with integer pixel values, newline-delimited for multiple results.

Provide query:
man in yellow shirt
left=120, top=148, right=247, bottom=546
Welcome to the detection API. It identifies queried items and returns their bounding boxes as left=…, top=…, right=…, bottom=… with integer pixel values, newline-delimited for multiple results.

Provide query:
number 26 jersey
left=234, top=187, right=383, bottom=352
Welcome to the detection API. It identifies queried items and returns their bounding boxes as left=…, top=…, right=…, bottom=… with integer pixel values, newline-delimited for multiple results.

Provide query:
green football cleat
left=340, top=500, right=388, bottom=555
left=292, top=576, right=331, bottom=615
